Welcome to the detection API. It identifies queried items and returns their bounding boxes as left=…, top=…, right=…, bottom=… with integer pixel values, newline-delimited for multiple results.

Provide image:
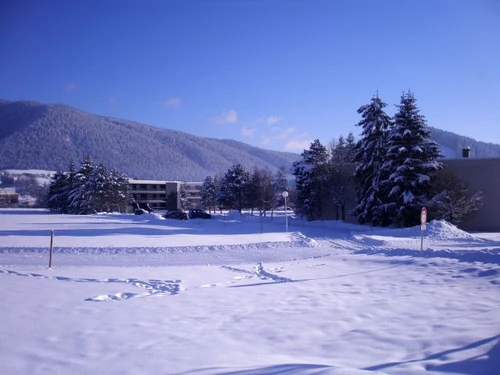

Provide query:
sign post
left=282, top=191, right=289, bottom=232
left=420, top=207, right=427, bottom=257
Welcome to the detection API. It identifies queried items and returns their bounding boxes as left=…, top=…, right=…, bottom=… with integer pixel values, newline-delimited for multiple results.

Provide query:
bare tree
left=429, top=168, right=483, bottom=224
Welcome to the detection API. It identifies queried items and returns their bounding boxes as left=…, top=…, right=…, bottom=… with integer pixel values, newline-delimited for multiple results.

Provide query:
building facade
left=442, top=158, right=500, bottom=232
left=319, top=157, right=500, bottom=232
left=0, top=187, right=19, bottom=207
left=128, top=180, right=202, bottom=211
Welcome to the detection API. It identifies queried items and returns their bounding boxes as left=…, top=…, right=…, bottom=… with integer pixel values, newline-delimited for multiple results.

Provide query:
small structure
left=0, top=187, right=19, bottom=207
left=462, top=147, right=471, bottom=158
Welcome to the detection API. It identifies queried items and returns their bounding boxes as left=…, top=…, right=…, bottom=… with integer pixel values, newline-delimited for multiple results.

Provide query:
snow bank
left=426, top=219, right=476, bottom=240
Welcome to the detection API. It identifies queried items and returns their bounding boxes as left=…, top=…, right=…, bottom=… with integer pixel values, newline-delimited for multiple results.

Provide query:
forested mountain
left=1, top=99, right=499, bottom=181
left=0, top=100, right=299, bottom=181
left=428, top=127, right=500, bottom=158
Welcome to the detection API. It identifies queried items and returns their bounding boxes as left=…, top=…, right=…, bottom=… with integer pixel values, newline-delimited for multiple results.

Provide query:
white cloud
left=241, top=127, right=256, bottom=137
left=209, top=109, right=238, bottom=124
left=63, top=82, right=76, bottom=94
left=259, top=126, right=307, bottom=150
left=164, top=97, right=181, bottom=108
left=272, top=126, right=295, bottom=140
left=266, top=115, right=283, bottom=125
left=284, top=138, right=313, bottom=152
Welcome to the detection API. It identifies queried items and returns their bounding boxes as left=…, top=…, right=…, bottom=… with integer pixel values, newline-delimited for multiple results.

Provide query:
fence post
left=49, top=230, right=54, bottom=269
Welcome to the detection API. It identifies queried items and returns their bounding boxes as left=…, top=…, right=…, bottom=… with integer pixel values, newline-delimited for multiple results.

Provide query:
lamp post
left=282, top=191, right=289, bottom=232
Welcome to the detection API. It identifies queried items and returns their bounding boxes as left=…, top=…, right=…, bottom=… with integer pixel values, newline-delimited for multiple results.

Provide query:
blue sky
left=1, top=0, right=499, bottom=152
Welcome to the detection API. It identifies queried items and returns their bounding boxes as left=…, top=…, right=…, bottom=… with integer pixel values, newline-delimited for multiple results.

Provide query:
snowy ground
left=1, top=209, right=499, bottom=375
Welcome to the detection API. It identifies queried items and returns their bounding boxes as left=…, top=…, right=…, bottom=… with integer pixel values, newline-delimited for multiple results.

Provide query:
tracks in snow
left=0, top=269, right=181, bottom=301
left=0, top=262, right=295, bottom=302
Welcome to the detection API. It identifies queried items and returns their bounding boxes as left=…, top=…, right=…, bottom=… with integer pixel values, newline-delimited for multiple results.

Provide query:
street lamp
left=282, top=191, right=289, bottom=232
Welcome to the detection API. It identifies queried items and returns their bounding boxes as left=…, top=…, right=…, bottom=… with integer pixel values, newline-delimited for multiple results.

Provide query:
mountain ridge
left=0, top=99, right=299, bottom=180
left=1, top=99, right=499, bottom=180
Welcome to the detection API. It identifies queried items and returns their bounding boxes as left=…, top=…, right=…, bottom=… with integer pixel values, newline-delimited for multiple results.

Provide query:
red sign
left=420, top=207, right=427, bottom=225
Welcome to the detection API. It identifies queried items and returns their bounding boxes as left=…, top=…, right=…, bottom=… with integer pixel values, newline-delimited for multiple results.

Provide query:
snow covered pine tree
left=352, top=95, right=393, bottom=226
left=379, top=91, right=443, bottom=227
left=292, top=139, right=330, bottom=221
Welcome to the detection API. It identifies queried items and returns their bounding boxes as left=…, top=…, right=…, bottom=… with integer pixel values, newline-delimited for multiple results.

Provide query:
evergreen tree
left=107, top=168, right=130, bottom=212
left=345, top=132, right=357, bottom=162
left=247, top=167, right=274, bottom=216
left=68, top=156, right=95, bottom=214
left=380, top=91, right=443, bottom=227
left=85, top=164, right=110, bottom=213
left=213, top=175, right=222, bottom=212
left=200, top=176, right=217, bottom=212
left=179, top=183, right=188, bottom=210
left=246, top=168, right=261, bottom=215
left=292, top=139, right=330, bottom=221
left=330, top=135, right=347, bottom=164
left=218, top=164, right=250, bottom=212
left=61, top=161, right=77, bottom=214
left=46, top=157, right=129, bottom=214
left=352, top=95, right=393, bottom=225
left=329, top=134, right=357, bottom=221
left=47, top=170, right=67, bottom=213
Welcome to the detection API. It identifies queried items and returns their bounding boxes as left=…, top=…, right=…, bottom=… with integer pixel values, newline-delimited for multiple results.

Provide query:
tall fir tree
left=380, top=91, right=443, bottom=227
left=47, top=170, right=68, bottom=213
left=47, top=161, right=77, bottom=213
left=352, top=95, right=393, bottom=225
left=68, top=156, right=95, bottom=214
left=292, top=139, right=330, bottom=221
left=84, top=164, right=110, bottom=213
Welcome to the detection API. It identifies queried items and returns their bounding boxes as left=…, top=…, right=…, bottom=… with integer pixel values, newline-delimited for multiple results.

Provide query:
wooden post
left=49, top=230, right=54, bottom=269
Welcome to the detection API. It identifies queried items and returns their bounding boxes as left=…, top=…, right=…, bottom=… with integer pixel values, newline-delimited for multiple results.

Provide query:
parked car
left=164, top=210, right=188, bottom=220
left=188, top=209, right=212, bottom=219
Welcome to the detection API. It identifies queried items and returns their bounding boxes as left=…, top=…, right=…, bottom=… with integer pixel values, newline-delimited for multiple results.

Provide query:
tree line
left=198, top=164, right=289, bottom=216
left=44, top=91, right=482, bottom=226
left=47, top=156, right=130, bottom=214
left=291, top=91, right=483, bottom=226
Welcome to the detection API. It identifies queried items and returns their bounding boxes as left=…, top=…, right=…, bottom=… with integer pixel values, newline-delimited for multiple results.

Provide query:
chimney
left=462, top=147, right=471, bottom=158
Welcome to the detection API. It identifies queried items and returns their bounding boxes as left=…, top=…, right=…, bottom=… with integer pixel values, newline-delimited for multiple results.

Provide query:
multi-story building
left=182, top=181, right=203, bottom=208
left=128, top=179, right=203, bottom=212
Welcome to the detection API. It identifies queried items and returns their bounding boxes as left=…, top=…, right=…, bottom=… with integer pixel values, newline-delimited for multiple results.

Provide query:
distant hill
left=0, top=100, right=299, bottom=181
left=1, top=99, right=499, bottom=181
left=428, top=127, right=500, bottom=158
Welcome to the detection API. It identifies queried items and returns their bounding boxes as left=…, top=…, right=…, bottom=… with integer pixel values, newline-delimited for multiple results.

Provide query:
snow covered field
left=1, top=209, right=499, bottom=375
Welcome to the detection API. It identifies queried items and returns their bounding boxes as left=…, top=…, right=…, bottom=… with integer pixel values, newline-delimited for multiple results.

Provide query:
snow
left=1, top=209, right=499, bottom=375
